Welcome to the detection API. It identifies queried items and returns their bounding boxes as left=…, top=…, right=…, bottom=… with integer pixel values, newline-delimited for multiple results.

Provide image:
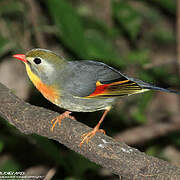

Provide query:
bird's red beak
left=13, top=54, right=27, bottom=63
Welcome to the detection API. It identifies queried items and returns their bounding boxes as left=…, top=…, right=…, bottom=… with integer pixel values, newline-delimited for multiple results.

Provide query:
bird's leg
left=51, top=111, right=75, bottom=131
left=80, top=107, right=111, bottom=147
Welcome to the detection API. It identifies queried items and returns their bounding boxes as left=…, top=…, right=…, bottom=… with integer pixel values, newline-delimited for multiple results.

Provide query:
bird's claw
left=79, top=128, right=105, bottom=147
left=50, top=111, right=75, bottom=131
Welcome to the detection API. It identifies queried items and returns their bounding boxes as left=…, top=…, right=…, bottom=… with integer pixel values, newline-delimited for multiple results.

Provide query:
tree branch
left=0, top=82, right=180, bottom=179
left=114, top=120, right=180, bottom=145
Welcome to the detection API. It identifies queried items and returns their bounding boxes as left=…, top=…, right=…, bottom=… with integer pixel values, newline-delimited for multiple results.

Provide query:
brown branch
left=114, top=120, right=180, bottom=145
left=0, top=82, right=180, bottom=179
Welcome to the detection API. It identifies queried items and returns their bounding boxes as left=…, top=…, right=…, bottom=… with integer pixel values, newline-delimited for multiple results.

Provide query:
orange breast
left=36, top=81, right=60, bottom=104
left=25, top=64, right=60, bottom=104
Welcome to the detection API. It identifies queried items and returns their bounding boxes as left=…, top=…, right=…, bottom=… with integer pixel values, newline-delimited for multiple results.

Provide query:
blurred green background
left=0, top=0, right=179, bottom=179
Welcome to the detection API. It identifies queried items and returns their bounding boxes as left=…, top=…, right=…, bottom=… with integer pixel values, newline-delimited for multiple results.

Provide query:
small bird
left=13, top=49, right=179, bottom=147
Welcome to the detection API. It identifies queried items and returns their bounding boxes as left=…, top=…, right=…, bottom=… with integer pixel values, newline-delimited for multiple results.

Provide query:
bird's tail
left=129, top=78, right=180, bottom=95
left=143, top=85, right=180, bottom=94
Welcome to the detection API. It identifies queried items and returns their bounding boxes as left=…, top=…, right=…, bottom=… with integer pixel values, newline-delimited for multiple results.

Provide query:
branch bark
left=114, top=120, right=180, bottom=145
left=0, top=82, right=180, bottom=179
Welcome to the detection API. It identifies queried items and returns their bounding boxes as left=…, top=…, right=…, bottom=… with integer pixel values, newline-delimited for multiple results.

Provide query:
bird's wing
left=85, top=78, right=145, bottom=98
left=63, top=60, right=145, bottom=98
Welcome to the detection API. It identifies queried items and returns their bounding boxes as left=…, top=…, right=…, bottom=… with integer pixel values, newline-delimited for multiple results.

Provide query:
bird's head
left=13, top=48, right=65, bottom=85
left=13, top=49, right=65, bottom=103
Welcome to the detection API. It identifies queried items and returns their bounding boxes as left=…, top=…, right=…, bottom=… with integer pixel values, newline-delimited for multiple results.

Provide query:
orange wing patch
left=87, top=80, right=130, bottom=98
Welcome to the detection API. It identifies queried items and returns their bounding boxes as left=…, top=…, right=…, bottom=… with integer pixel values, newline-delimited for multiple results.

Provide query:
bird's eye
left=33, top=58, right=41, bottom=64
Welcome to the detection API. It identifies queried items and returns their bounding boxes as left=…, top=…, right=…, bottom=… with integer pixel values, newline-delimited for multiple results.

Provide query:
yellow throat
left=25, top=64, right=60, bottom=104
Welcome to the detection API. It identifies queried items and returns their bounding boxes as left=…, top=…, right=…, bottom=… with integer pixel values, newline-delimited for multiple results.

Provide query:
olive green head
left=26, top=48, right=65, bottom=64
left=24, top=48, right=66, bottom=84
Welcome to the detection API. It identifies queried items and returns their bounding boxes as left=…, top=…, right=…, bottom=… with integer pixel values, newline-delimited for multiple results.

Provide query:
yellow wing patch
left=86, top=79, right=144, bottom=98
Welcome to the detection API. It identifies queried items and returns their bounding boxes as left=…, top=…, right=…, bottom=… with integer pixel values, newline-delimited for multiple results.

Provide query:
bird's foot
left=51, top=111, right=75, bottom=131
left=79, top=126, right=105, bottom=147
